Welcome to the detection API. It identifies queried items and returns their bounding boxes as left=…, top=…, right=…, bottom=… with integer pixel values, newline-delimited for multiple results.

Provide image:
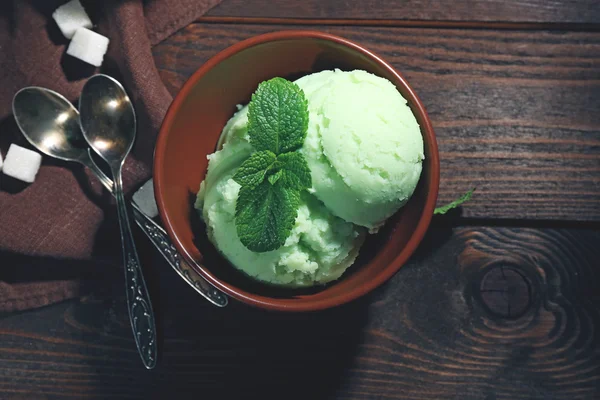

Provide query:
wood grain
left=196, top=17, right=600, bottom=33
left=206, top=0, right=600, bottom=25
left=0, top=226, right=598, bottom=399
left=152, top=23, right=600, bottom=222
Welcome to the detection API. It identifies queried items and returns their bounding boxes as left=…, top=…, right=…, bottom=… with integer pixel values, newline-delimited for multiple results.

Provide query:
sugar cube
left=66, top=27, right=109, bottom=67
left=133, top=179, right=159, bottom=218
left=52, top=0, right=93, bottom=40
left=0, top=151, right=3, bottom=172
left=2, top=144, right=42, bottom=183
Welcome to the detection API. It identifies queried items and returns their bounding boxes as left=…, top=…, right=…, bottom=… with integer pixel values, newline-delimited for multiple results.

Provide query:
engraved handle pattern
left=132, top=207, right=228, bottom=307
left=114, top=170, right=157, bottom=370
left=125, top=251, right=156, bottom=368
left=83, top=154, right=227, bottom=308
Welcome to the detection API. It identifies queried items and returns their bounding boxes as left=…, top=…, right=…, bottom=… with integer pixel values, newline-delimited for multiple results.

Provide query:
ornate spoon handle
left=113, top=168, right=157, bottom=370
left=132, top=207, right=228, bottom=307
left=83, top=155, right=227, bottom=307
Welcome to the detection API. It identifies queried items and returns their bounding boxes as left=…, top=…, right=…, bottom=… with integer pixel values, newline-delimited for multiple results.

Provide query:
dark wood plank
left=152, top=24, right=600, bottom=222
left=206, top=0, right=600, bottom=25
left=0, top=226, right=598, bottom=399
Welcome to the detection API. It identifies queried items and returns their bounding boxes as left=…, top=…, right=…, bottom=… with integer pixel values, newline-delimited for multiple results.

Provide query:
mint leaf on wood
left=275, top=151, right=312, bottom=190
left=434, top=188, right=475, bottom=215
left=235, top=179, right=300, bottom=252
left=233, top=150, right=277, bottom=188
left=247, top=77, right=309, bottom=154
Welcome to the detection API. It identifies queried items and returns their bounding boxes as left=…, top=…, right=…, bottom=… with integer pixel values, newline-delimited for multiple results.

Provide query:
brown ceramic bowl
left=154, top=30, right=439, bottom=312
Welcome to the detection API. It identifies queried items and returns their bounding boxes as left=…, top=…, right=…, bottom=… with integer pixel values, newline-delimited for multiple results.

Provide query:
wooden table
left=1, top=1, right=599, bottom=399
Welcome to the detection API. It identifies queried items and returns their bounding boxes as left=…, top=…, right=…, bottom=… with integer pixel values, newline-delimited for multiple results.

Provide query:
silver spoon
left=78, top=75, right=157, bottom=369
left=79, top=75, right=157, bottom=369
left=12, top=87, right=228, bottom=310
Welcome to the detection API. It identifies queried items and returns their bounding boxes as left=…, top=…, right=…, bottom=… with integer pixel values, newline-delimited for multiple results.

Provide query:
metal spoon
left=12, top=87, right=227, bottom=308
left=78, top=75, right=157, bottom=369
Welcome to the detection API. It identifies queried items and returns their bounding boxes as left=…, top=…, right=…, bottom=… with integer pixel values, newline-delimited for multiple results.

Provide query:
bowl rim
left=154, top=30, right=440, bottom=312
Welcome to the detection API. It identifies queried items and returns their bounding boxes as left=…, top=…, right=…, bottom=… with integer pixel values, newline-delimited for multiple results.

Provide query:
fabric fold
left=0, top=0, right=221, bottom=313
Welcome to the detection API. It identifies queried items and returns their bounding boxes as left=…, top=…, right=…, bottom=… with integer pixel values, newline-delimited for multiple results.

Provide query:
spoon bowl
left=79, top=75, right=136, bottom=167
left=13, top=87, right=88, bottom=163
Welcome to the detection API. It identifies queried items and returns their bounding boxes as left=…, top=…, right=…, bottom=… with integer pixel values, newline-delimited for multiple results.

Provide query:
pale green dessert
left=196, top=69, right=424, bottom=286
left=196, top=107, right=365, bottom=287
left=298, top=69, right=424, bottom=229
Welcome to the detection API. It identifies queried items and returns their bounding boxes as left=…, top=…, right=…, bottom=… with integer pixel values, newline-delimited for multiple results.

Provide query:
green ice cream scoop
left=196, top=105, right=365, bottom=287
left=297, top=69, right=424, bottom=229
left=196, top=69, right=423, bottom=287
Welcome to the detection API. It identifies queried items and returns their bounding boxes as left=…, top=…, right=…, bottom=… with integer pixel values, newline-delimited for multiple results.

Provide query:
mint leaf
left=235, top=179, right=300, bottom=252
left=233, top=150, right=277, bottom=188
left=233, top=77, right=312, bottom=252
left=434, top=188, right=475, bottom=215
left=268, top=170, right=283, bottom=185
left=275, top=151, right=312, bottom=190
left=247, top=77, right=309, bottom=154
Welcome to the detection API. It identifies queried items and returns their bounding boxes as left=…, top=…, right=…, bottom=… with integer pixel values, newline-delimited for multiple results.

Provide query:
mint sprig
left=233, top=150, right=277, bottom=188
left=434, top=188, right=475, bottom=215
left=235, top=180, right=300, bottom=252
left=233, top=78, right=311, bottom=252
left=273, top=151, right=312, bottom=190
left=248, top=77, right=309, bottom=154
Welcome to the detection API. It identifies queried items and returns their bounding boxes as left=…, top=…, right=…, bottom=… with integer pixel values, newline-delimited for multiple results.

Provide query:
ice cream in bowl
left=154, top=31, right=440, bottom=311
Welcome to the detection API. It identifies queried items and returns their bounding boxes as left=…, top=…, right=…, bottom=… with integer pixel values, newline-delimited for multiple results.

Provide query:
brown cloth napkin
left=0, top=0, right=221, bottom=313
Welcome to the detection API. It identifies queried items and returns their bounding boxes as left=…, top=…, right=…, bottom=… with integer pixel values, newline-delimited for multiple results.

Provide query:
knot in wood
left=477, top=265, right=534, bottom=319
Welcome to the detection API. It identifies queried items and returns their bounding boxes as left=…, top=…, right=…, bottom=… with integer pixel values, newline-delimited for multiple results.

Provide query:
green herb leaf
left=268, top=170, right=283, bottom=185
left=247, top=77, right=309, bottom=154
left=274, top=151, right=312, bottom=190
left=434, top=188, right=475, bottom=215
left=234, top=77, right=312, bottom=252
left=233, top=150, right=277, bottom=188
left=235, top=179, right=300, bottom=252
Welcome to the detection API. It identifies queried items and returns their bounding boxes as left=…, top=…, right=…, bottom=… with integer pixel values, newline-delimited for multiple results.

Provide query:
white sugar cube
left=52, top=0, right=93, bottom=39
left=133, top=179, right=159, bottom=218
left=66, top=27, right=109, bottom=67
left=0, top=151, right=3, bottom=171
left=2, top=144, right=42, bottom=183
